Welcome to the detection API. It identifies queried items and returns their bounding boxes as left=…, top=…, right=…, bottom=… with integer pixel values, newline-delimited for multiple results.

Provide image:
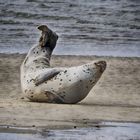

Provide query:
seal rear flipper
left=45, top=91, right=66, bottom=104
left=34, top=69, right=61, bottom=86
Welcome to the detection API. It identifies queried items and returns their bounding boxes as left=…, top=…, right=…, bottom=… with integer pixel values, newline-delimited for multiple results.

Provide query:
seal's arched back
left=20, top=25, right=106, bottom=103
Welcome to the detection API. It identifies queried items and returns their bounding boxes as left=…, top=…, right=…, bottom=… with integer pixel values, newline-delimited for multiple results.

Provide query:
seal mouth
left=95, top=61, right=107, bottom=73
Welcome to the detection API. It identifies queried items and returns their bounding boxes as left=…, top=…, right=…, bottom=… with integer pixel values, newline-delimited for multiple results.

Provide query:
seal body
left=20, top=25, right=106, bottom=104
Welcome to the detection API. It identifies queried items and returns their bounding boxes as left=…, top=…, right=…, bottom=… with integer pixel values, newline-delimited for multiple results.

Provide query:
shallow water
left=0, top=122, right=140, bottom=140
left=0, top=0, right=140, bottom=57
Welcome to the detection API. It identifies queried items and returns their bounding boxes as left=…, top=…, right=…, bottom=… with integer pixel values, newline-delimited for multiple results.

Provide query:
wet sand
left=0, top=53, right=140, bottom=129
left=0, top=122, right=140, bottom=140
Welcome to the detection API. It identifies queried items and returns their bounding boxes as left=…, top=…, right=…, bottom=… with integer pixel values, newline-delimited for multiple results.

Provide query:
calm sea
left=0, top=0, right=140, bottom=57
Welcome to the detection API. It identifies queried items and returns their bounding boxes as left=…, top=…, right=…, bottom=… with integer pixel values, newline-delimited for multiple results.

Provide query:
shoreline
left=0, top=53, right=140, bottom=129
left=0, top=53, right=140, bottom=59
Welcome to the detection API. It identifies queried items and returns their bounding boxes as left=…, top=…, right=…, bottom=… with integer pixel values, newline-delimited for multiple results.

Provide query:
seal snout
left=95, top=61, right=106, bottom=73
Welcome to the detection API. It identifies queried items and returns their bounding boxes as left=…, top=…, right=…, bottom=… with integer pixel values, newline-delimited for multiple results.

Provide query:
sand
left=0, top=53, right=140, bottom=129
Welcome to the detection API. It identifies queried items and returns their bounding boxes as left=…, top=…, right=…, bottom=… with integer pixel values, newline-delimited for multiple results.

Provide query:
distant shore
left=0, top=53, right=140, bottom=128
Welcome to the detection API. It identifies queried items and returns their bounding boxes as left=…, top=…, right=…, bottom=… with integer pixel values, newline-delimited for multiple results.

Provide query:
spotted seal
left=20, top=25, right=106, bottom=104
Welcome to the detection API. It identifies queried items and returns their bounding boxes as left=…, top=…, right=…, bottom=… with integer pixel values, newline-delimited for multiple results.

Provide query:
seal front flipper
left=34, top=69, right=61, bottom=86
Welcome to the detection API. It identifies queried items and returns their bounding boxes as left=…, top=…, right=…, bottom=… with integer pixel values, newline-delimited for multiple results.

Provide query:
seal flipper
left=34, top=69, right=61, bottom=86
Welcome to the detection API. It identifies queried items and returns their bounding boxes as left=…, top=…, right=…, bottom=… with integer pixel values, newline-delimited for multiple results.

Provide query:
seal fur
left=20, top=25, right=106, bottom=104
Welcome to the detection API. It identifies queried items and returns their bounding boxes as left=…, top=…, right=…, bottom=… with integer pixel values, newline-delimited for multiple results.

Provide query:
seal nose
left=95, top=61, right=107, bottom=73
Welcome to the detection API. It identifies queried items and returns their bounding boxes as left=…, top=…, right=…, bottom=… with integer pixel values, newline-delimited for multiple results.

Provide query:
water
left=0, top=122, right=140, bottom=140
left=0, top=0, right=140, bottom=57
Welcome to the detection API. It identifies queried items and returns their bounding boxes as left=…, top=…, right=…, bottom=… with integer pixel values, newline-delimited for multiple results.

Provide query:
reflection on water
left=0, top=122, right=140, bottom=140
left=0, top=0, right=140, bottom=56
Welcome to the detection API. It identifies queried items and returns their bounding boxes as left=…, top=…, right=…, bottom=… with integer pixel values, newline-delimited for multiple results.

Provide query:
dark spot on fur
left=80, top=80, right=82, bottom=82
left=74, top=73, right=76, bottom=75
left=60, top=79, right=63, bottom=81
left=86, top=86, right=88, bottom=89
left=83, top=69, right=90, bottom=74
left=36, top=51, right=38, bottom=54
left=25, top=89, right=27, bottom=93
left=60, top=94, right=65, bottom=98
left=36, top=66, right=40, bottom=68
left=31, top=96, right=33, bottom=98
left=33, top=60, right=38, bottom=62
left=91, top=81, right=95, bottom=84
left=64, top=70, right=67, bottom=73
left=59, top=83, right=62, bottom=85
left=30, top=79, right=34, bottom=82
left=43, top=50, right=45, bottom=52
left=54, top=76, right=58, bottom=80
left=69, top=79, right=71, bottom=81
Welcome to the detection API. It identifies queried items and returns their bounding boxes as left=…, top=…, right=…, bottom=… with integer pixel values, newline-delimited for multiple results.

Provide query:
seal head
left=38, top=25, right=58, bottom=53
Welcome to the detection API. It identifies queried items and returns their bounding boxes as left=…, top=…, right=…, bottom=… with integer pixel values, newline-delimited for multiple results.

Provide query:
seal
left=20, top=25, right=106, bottom=104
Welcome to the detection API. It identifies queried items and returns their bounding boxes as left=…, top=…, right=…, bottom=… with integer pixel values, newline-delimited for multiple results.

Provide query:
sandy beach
left=0, top=53, right=140, bottom=129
